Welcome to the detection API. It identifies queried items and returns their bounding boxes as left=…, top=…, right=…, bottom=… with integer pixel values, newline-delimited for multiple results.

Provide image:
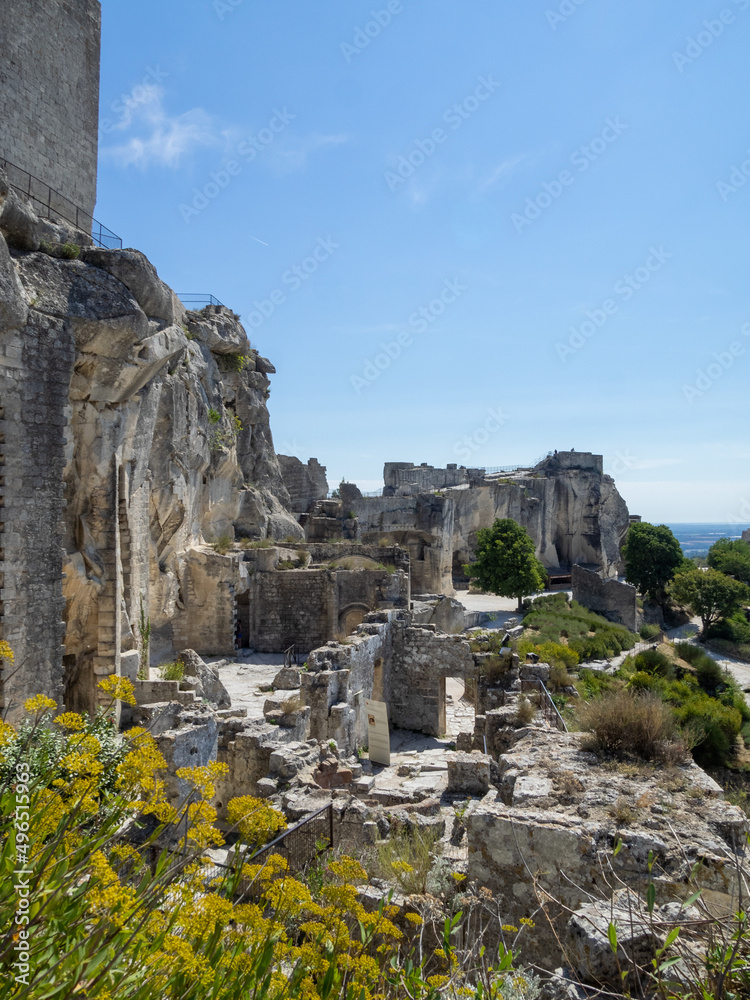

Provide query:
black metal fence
left=0, top=155, right=122, bottom=249
left=177, top=293, right=224, bottom=309
left=520, top=677, right=568, bottom=732
left=283, top=644, right=300, bottom=669
left=204, top=803, right=333, bottom=885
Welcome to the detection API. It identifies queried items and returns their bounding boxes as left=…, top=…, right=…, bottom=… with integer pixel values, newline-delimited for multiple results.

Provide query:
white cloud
left=271, top=133, right=348, bottom=172
left=102, top=87, right=220, bottom=169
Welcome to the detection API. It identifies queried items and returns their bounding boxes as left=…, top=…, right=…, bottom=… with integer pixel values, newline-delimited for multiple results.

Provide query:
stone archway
left=339, top=603, right=371, bottom=636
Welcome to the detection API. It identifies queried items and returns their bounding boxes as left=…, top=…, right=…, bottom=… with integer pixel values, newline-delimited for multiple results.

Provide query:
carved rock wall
left=0, top=204, right=301, bottom=718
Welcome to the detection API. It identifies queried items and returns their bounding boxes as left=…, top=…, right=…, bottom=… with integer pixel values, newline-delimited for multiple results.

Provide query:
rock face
left=352, top=452, right=630, bottom=593
left=451, top=452, right=630, bottom=581
left=0, top=206, right=304, bottom=720
left=467, top=730, right=747, bottom=970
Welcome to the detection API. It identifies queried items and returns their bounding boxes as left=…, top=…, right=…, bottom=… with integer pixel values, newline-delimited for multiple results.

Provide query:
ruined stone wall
left=277, top=455, right=328, bottom=512
left=572, top=564, right=637, bottom=630
left=384, top=462, right=472, bottom=493
left=390, top=626, right=475, bottom=735
left=0, top=242, right=73, bottom=721
left=0, top=0, right=101, bottom=219
left=245, top=565, right=409, bottom=653
left=353, top=493, right=455, bottom=595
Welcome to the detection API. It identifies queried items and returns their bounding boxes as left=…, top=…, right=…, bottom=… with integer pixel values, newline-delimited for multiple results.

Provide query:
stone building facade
left=0, top=0, right=101, bottom=220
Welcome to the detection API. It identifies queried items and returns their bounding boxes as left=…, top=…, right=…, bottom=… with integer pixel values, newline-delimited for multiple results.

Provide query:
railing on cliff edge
left=520, top=677, right=568, bottom=733
left=177, top=293, right=225, bottom=309
left=0, top=155, right=122, bottom=250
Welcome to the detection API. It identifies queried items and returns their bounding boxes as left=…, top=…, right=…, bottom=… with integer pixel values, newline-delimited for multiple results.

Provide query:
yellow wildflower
left=405, top=912, right=423, bottom=925
left=0, top=640, right=14, bottom=663
left=97, top=675, right=137, bottom=705
left=226, top=795, right=287, bottom=846
left=0, top=720, right=16, bottom=747
left=24, top=694, right=57, bottom=715
left=54, top=711, right=86, bottom=730
left=520, top=916, right=536, bottom=928
left=176, top=761, right=229, bottom=800
left=502, top=924, right=519, bottom=933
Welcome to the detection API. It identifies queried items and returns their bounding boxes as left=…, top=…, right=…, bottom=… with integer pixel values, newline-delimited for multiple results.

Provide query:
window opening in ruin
left=235, top=593, right=251, bottom=649
left=444, top=676, right=475, bottom=737
left=372, top=658, right=384, bottom=701
left=340, top=604, right=370, bottom=636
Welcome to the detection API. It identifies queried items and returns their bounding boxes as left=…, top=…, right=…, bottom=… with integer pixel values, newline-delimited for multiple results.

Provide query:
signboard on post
left=365, top=698, right=390, bottom=766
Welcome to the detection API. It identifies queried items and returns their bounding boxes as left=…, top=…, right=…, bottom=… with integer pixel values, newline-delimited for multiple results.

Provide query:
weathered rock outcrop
left=451, top=452, right=630, bottom=580
left=0, top=189, right=303, bottom=719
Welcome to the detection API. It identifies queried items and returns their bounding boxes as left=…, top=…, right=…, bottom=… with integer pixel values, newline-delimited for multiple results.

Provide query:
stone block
left=447, top=751, right=491, bottom=795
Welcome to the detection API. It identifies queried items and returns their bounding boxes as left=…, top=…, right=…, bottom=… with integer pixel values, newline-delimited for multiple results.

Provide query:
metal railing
left=521, top=677, right=568, bottom=732
left=283, top=644, right=300, bottom=669
left=482, top=453, right=553, bottom=476
left=0, top=155, right=122, bottom=249
left=177, top=293, right=224, bottom=309
left=204, top=803, right=333, bottom=883
left=249, top=803, right=333, bottom=871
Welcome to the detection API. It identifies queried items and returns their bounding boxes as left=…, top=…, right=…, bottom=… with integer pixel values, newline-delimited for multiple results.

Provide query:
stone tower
left=0, top=0, right=101, bottom=220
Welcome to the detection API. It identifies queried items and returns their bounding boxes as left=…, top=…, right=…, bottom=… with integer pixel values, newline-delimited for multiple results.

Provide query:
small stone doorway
left=443, top=676, right=475, bottom=737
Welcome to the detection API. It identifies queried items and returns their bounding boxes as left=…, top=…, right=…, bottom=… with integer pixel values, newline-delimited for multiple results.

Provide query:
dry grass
left=514, top=695, right=536, bottom=727
left=280, top=694, right=302, bottom=715
left=579, top=690, right=685, bottom=763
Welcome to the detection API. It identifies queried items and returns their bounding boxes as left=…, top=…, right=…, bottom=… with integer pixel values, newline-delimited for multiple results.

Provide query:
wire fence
left=0, top=155, right=122, bottom=249
left=203, top=803, right=334, bottom=885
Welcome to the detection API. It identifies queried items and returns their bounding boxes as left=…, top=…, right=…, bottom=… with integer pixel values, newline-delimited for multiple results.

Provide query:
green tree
left=622, top=522, right=685, bottom=603
left=465, top=518, right=547, bottom=611
left=670, top=567, right=750, bottom=633
left=707, top=537, right=750, bottom=584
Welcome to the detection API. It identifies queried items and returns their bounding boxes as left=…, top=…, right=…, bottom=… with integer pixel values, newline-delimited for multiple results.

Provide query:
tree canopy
left=670, top=567, right=750, bottom=633
left=465, top=518, right=547, bottom=611
left=622, top=522, right=685, bottom=602
left=707, top=537, right=750, bottom=585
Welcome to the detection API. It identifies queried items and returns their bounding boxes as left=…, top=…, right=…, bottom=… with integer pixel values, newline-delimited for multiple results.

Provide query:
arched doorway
left=339, top=603, right=371, bottom=636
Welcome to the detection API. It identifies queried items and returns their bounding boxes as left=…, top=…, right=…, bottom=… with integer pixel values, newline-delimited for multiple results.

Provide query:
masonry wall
left=0, top=311, right=74, bottom=722
left=0, top=0, right=101, bottom=220
left=390, top=627, right=475, bottom=735
left=571, top=564, right=637, bottom=630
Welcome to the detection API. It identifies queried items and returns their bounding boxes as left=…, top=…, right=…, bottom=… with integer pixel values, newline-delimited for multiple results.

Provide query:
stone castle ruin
left=2, top=6, right=746, bottom=983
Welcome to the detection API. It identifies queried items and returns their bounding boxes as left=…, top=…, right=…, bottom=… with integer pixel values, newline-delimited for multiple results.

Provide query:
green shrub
left=549, top=663, right=574, bottom=690
left=633, top=648, right=674, bottom=679
left=707, top=611, right=750, bottom=644
left=368, top=827, right=443, bottom=895
left=628, top=671, right=656, bottom=691
left=208, top=407, right=221, bottom=424
left=211, top=534, right=233, bottom=554
left=59, top=242, right=81, bottom=259
left=675, top=693, right=742, bottom=766
left=695, top=656, right=725, bottom=695
left=639, top=623, right=662, bottom=640
left=158, top=660, right=185, bottom=681
left=674, top=641, right=707, bottom=665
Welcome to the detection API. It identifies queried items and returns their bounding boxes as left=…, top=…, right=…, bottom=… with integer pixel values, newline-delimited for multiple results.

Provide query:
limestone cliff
left=0, top=183, right=300, bottom=719
left=451, top=452, right=629, bottom=581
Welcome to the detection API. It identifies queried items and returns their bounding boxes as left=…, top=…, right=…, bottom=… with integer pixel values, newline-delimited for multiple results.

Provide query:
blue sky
left=97, top=0, right=750, bottom=522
